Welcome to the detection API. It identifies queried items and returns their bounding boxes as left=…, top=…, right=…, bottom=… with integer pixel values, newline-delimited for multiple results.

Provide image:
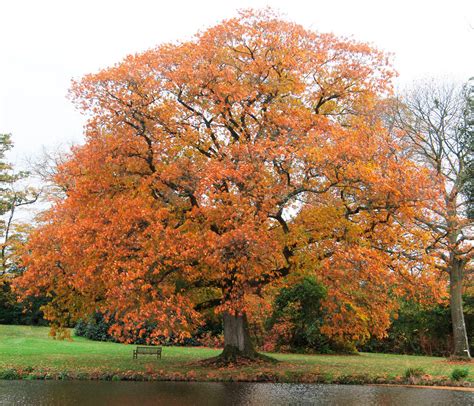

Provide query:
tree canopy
left=15, top=10, right=443, bottom=359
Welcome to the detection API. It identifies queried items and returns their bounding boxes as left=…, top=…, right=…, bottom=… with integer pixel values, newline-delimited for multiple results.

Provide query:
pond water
left=0, top=381, right=472, bottom=406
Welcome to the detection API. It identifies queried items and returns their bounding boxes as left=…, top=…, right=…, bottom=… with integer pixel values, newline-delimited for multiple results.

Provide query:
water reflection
left=0, top=381, right=472, bottom=405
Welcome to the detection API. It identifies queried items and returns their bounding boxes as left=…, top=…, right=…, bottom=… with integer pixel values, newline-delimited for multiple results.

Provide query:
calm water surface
left=0, top=381, right=472, bottom=406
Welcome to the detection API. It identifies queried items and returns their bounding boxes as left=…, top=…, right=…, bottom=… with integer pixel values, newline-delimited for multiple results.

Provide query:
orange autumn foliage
left=16, top=9, right=444, bottom=344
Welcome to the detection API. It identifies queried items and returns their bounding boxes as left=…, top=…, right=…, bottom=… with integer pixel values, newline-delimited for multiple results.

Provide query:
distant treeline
left=2, top=277, right=472, bottom=356
left=74, top=279, right=473, bottom=357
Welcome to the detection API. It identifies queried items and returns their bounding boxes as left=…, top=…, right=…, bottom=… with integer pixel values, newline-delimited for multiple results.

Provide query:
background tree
left=264, top=277, right=332, bottom=353
left=0, top=134, right=43, bottom=325
left=27, top=145, right=71, bottom=200
left=462, top=78, right=474, bottom=220
left=392, top=80, right=474, bottom=359
left=16, top=10, right=442, bottom=361
left=0, top=133, right=39, bottom=276
left=361, top=298, right=474, bottom=357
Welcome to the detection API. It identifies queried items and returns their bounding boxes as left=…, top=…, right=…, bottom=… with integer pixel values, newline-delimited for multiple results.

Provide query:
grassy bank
left=0, top=325, right=472, bottom=387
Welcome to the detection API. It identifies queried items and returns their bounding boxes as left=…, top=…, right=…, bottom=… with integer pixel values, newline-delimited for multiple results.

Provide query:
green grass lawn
left=0, top=324, right=472, bottom=385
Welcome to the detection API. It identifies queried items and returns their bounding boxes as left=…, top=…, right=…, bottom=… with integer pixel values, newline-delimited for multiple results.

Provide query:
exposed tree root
left=200, top=347, right=277, bottom=367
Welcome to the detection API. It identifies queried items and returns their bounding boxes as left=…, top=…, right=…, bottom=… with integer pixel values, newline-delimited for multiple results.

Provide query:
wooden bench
left=133, top=346, right=162, bottom=359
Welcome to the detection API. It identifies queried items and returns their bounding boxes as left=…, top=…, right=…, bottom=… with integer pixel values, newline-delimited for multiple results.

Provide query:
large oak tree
left=16, top=10, right=442, bottom=360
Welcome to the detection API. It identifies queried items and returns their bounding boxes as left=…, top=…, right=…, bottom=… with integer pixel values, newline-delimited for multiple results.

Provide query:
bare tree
left=393, top=80, right=473, bottom=359
left=27, top=145, right=72, bottom=199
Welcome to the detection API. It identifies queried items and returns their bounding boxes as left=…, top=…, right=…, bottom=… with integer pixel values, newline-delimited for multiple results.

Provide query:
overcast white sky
left=1, top=0, right=473, bottom=167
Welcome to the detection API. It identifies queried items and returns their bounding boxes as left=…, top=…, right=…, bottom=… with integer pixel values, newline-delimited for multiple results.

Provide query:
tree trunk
left=220, top=311, right=258, bottom=361
left=449, top=261, right=471, bottom=360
